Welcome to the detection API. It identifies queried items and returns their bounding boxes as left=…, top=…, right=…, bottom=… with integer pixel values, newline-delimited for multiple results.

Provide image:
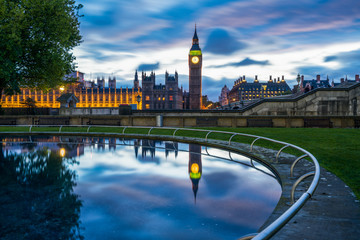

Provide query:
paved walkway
left=272, top=166, right=360, bottom=240
left=249, top=145, right=360, bottom=240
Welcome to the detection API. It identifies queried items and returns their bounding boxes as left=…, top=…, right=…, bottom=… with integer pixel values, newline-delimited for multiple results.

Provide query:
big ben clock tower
left=189, top=25, right=202, bottom=110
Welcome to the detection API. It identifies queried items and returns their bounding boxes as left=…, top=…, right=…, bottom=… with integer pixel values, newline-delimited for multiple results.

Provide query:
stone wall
left=0, top=115, right=358, bottom=128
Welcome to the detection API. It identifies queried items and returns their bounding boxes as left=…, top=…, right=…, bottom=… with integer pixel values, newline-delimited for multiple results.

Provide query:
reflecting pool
left=0, top=136, right=282, bottom=240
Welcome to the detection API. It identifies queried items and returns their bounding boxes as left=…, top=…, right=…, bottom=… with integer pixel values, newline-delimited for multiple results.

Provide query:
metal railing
left=0, top=125, right=320, bottom=240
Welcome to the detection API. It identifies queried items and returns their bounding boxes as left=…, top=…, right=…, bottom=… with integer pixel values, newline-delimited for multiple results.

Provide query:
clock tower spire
left=188, top=25, right=202, bottom=110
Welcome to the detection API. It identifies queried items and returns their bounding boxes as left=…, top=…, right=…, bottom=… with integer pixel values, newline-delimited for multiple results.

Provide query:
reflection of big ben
left=188, top=144, right=202, bottom=202
left=189, top=25, right=202, bottom=110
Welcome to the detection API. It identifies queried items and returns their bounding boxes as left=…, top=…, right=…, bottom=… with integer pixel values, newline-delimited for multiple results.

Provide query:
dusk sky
left=74, top=0, right=360, bottom=101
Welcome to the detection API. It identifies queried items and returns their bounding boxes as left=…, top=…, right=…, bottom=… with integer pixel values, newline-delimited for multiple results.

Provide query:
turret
left=268, top=75, right=273, bottom=83
left=134, top=70, right=139, bottom=88
left=281, top=75, right=285, bottom=83
left=109, top=76, right=116, bottom=89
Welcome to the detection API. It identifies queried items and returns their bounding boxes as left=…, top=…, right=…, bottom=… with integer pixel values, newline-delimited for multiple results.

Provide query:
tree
left=0, top=0, right=82, bottom=100
left=0, top=146, right=83, bottom=239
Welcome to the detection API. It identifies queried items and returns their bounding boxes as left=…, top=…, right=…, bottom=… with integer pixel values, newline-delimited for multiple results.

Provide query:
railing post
left=87, top=126, right=91, bottom=133
left=291, top=154, right=309, bottom=177
left=173, top=128, right=179, bottom=137
left=228, top=151, right=233, bottom=161
left=250, top=137, right=262, bottom=152
left=122, top=126, right=127, bottom=134
left=59, top=126, right=63, bottom=133
left=291, top=172, right=315, bottom=204
left=148, top=127, right=154, bottom=135
left=228, top=134, right=237, bottom=145
left=275, top=145, right=290, bottom=163
left=205, top=131, right=212, bottom=142
left=205, top=146, right=210, bottom=155
left=29, top=125, right=32, bottom=133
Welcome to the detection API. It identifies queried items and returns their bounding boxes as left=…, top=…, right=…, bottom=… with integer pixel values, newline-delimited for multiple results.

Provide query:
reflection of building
left=97, top=138, right=105, bottom=150
left=109, top=138, right=116, bottom=151
left=165, top=142, right=178, bottom=158
left=188, top=144, right=202, bottom=202
left=1, top=136, right=85, bottom=158
left=228, top=75, right=291, bottom=102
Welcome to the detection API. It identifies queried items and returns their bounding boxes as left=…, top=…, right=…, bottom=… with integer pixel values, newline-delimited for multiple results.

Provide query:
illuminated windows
left=145, top=95, right=150, bottom=101
left=169, top=96, right=173, bottom=101
left=145, top=104, right=150, bottom=109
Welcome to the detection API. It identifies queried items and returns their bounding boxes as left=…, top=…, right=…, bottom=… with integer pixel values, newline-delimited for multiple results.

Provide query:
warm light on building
left=0, top=86, right=143, bottom=109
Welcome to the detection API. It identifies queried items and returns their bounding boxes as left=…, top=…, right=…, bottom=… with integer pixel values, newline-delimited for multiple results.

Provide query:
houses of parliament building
left=0, top=27, right=203, bottom=111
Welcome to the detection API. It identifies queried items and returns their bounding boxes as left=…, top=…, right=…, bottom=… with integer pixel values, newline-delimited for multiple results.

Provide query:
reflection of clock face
left=191, top=56, right=199, bottom=64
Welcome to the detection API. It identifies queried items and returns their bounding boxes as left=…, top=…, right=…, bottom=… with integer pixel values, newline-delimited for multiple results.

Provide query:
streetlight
left=136, top=95, right=141, bottom=110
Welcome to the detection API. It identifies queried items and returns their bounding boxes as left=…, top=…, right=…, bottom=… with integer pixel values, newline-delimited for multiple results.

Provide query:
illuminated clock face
left=191, top=56, right=199, bottom=64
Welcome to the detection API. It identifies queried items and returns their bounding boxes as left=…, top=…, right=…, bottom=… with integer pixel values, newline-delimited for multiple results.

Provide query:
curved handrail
left=0, top=124, right=320, bottom=240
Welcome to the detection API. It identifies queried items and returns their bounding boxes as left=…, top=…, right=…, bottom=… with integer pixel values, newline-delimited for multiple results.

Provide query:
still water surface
left=0, top=136, right=281, bottom=240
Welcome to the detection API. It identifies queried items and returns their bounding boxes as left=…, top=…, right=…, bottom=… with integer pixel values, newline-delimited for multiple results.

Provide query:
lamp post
left=136, top=95, right=141, bottom=110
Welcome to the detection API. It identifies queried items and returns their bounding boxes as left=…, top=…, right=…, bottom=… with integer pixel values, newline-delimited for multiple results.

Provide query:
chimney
left=356, top=75, right=360, bottom=82
left=281, top=75, right=285, bottom=82
left=301, top=75, right=304, bottom=82
left=341, top=78, right=344, bottom=83
left=254, top=75, right=258, bottom=82
left=316, top=75, right=320, bottom=83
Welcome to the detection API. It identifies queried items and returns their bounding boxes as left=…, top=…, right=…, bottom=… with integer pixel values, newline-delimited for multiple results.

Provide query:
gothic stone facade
left=141, top=71, right=183, bottom=110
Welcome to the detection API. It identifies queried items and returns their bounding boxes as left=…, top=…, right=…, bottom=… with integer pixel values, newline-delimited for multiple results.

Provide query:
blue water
left=0, top=136, right=281, bottom=240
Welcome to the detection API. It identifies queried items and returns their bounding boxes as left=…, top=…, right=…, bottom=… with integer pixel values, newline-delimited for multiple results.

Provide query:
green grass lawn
left=0, top=126, right=358, bottom=199
left=205, top=127, right=360, bottom=199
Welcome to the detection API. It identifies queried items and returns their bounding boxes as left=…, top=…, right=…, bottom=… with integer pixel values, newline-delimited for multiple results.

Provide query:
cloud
left=296, top=65, right=330, bottom=79
left=202, top=76, right=234, bottom=101
left=204, top=29, right=247, bottom=55
left=299, top=49, right=360, bottom=79
left=324, top=56, right=337, bottom=62
left=208, top=58, right=270, bottom=68
left=137, top=62, right=160, bottom=71
left=324, top=49, right=360, bottom=64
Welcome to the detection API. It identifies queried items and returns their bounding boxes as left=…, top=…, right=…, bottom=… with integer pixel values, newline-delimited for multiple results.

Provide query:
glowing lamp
left=59, top=86, right=65, bottom=91
left=60, top=148, right=66, bottom=157
left=191, top=163, right=199, bottom=173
